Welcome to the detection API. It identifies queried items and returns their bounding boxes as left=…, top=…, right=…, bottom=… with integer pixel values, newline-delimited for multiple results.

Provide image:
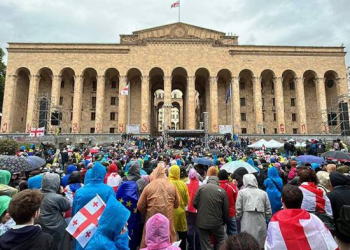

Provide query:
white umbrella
left=221, top=161, right=258, bottom=174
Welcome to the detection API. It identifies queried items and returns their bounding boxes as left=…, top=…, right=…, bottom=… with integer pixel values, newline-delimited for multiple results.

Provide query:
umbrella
left=23, top=156, right=46, bottom=169
left=193, top=157, right=214, bottom=166
left=182, top=148, right=189, bottom=153
left=0, top=156, right=41, bottom=173
left=323, top=151, right=350, bottom=162
left=221, top=161, right=258, bottom=174
left=296, top=155, right=325, bottom=164
left=90, top=148, right=99, bottom=154
left=209, top=149, right=221, bottom=155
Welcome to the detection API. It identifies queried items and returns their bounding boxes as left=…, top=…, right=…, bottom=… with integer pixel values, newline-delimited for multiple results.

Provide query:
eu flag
left=116, top=181, right=141, bottom=250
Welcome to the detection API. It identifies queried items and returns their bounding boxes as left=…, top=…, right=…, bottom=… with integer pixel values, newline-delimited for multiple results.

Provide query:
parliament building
left=1, top=22, right=349, bottom=136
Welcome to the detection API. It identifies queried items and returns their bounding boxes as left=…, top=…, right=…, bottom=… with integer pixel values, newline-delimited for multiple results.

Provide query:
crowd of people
left=0, top=136, right=349, bottom=250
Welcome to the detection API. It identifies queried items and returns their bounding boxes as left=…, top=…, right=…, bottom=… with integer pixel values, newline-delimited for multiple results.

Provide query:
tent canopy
left=265, top=139, right=284, bottom=148
left=248, top=139, right=268, bottom=148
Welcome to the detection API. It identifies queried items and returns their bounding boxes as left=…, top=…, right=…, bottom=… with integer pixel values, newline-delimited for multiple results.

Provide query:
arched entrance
left=282, top=70, right=297, bottom=134
left=37, top=68, right=53, bottom=131
left=150, top=67, right=165, bottom=135
left=127, top=68, right=142, bottom=128
left=104, top=68, right=120, bottom=133
left=59, top=67, right=75, bottom=133
left=81, top=68, right=97, bottom=133
left=324, top=70, right=341, bottom=134
left=261, top=69, right=276, bottom=134
left=238, top=69, right=254, bottom=134
left=217, top=69, right=232, bottom=128
left=303, top=70, right=319, bottom=134
left=172, top=67, right=188, bottom=128
left=195, top=68, right=210, bottom=129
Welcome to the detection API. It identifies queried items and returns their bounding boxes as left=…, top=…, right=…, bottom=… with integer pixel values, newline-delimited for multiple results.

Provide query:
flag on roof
left=171, top=1, right=180, bottom=8
left=66, top=195, right=106, bottom=248
left=120, top=83, right=129, bottom=95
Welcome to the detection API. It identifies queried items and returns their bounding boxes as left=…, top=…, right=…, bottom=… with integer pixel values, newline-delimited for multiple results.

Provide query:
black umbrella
left=323, top=151, right=350, bottom=162
left=0, top=156, right=42, bottom=173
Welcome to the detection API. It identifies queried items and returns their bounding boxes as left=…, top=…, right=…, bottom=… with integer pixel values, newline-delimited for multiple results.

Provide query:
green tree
left=0, top=47, right=6, bottom=112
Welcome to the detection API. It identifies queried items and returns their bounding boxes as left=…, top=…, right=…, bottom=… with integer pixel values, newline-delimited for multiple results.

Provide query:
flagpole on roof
left=127, top=81, right=131, bottom=134
left=179, top=0, right=181, bottom=22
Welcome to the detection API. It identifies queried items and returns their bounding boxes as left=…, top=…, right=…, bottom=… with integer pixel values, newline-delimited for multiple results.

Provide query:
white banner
left=219, top=125, right=232, bottom=134
left=126, top=124, right=140, bottom=134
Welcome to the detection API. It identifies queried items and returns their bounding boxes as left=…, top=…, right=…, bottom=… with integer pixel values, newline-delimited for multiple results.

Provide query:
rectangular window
left=263, top=112, right=266, bottom=122
left=61, top=81, right=65, bottom=88
left=241, top=128, right=247, bottom=134
left=262, top=98, right=265, bottom=108
left=239, top=82, right=245, bottom=90
left=110, top=112, right=116, bottom=121
left=272, top=98, right=276, bottom=107
left=110, top=127, right=115, bottom=133
left=92, top=81, right=97, bottom=92
left=328, top=113, right=337, bottom=126
left=241, top=113, right=246, bottom=121
left=273, top=113, right=276, bottom=122
left=263, top=128, right=266, bottom=134
left=70, top=112, right=73, bottom=121
left=274, top=128, right=278, bottom=134
left=111, top=81, right=117, bottom=89
left=111, top=97, right=116, bottom=105
left=290, top=82, right=295, bottom=90
left=90, top=128, right=95, bottom=133
left=72, top=81, right=75, bottom=91
left=91, top=97, right=96, bottom=109
left=292, top=113, right=297, bottom=122
left=291, top=98, right=296, bottom=107
left=71, top=97, right=74, bottom=108
left=240, top=98, right=246, bottom=107
left=91, top=112, right=96, bottom=121
left=293, top=128, right=298, bottom=134
left=59, top=97, right=63, bottom=106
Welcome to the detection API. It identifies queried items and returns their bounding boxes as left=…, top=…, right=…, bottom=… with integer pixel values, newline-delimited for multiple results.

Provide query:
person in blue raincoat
left=85, top=196, right=130, bottom=250
left=263, top=167, right=283, bottom=214
left=61, top=165, right=77, bottom=187
left=72, top=162, right=115, bottom=250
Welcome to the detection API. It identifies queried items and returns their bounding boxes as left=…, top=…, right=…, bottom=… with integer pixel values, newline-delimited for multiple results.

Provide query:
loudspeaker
left=51, top=112, right=60, bottom=126
left=339, top=102, right=350, bottom=136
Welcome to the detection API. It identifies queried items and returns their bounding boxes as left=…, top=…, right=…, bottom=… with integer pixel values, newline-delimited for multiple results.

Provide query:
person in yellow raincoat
left=169, top=165, right=189, bottom=250
left=137, top=164, right=180, bottom=248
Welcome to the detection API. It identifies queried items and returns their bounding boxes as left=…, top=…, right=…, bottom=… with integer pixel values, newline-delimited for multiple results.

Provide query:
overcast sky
left=1, top=0, right=349, bottom=65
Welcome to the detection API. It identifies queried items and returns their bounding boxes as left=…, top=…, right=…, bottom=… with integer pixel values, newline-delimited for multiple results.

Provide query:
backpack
left=337, top=204, right=350, bottom=237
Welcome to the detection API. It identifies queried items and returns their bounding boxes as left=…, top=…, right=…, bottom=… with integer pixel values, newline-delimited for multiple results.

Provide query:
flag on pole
left=120, top=83, right=129, bottom=95
left=66, top=195, right=106, bottom=248
left=225, top=87, right=231, bottom=104
left=29, top=127, right=45, bottom=137
left=171, top=1, right=180, bottom=8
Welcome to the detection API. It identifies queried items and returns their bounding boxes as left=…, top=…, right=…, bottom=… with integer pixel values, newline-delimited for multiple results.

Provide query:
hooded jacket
left=137, top=165, right=180, bottom=248
left=28, top=174, right=43, bottom=189
left=61, top=165, right=77, bottom=187
left=169, top=165, right=189, bottom=232
left=193, top=176, right=229, bottom=229
left=104, top=163, right=121, bottom=192
left=327, top=172, right=350, bottom=243
left=140, top=213, right=181, bottom=250
left=85, top=196, right=130, bottom=250
left=36, top=173, right=70, bottom=250
left=264, top=167, right=283, bottom=214
left=124, top=161, right=146, bottom=194
left=72, top=162, right=114, bottom=250
left=0, top=170, right=18, bottom=198
left=186, top=169, right=202, bottom=213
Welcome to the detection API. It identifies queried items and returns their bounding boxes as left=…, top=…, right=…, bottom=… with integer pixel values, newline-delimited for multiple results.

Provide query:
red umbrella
left=90, top=148, right=99, bottom=154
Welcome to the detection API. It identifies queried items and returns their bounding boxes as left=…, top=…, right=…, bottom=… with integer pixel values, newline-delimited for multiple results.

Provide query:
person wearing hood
left=64, top=171, right=84, bottom=223
left=0, top=195, right=15, bottom=236
left=85, top=196, right=130, bottom=250
left=61, top=165, right=78, bottom=187
left=123, top=161, right=147, bottom=194
left=231, top=167, right=248, bottom=190
left=0, top=170, right=18, bottom=198
left=104, top=162, right=122, bottom=192
left=236, top=174, right=272, bottom=248
left=169, top=165, right=189, bottom=250
left=327, top=172, right=350, bottom=249
left=264, top=167, right=283, bottom=215
left=140, top=213, right=181, bottom=250
left=287, top=160, right=298, bottom=183
left=36, top=172, right=71, bottom=250
left=203, top=166, right=217, bottom=184
left=193, top=176, right=229, bottom=250
left=137, top=165, right=180, bottom=248
left=28, top=172, right=43, bottom=190
left=316, top=171, right=331, bottom=193
left=72, top=162, right=115, bottom=250
left=0, top=190, right=57, bottom=250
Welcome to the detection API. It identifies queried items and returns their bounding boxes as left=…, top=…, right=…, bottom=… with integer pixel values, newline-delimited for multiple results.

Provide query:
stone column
left=273, top=77, right=286, bottom=134
left=95, top=75, right=105, bottom=133
left=253, top=77, right=263, bottom=134
left=1, top=75, right=18, bottom=133
left=209, top=76, right=218, bottom=133
left=72, top=75, right=84, bottom=133
left=295, top=77, right=307, bottom=134
left=118, top=75, right=128, bottom=133
left=187, top=76, right=196, bottom=130
left=232, top=76, right=240, bottom=133
left=315, top=77, right=328, bottom=133
left=51, top=75, right=62, bottom=107
left=163, top=76, right=172, bottom=130
left=26, top=75, right=41, bottom=132
left=141, top=76, right=150, bottom=133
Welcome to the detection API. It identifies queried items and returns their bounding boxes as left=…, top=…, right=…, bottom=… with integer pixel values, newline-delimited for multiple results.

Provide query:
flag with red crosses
left=66, top=194, right=106, bottom=248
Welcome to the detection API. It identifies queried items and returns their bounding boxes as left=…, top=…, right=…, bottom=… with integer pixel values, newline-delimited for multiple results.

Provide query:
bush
left=0, top=139, right=19, bottom=155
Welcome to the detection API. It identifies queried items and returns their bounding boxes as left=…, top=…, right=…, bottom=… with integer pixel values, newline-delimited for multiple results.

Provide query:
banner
left=219, top=125, right=232, bottom=134
left=29, top=127, right=45, bottom=137
left=126, top=124, right=140, bottom=134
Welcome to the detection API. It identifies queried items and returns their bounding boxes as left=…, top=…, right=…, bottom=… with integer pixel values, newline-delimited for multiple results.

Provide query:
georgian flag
left=66, top=195, right=106, bottom=248
left=265, top=209, right=338, bottom=250
left=106, top=173, right=122, bottom=192
left=120, top=84, right=129, bottom=95
left=299, top=182, right=332, bottom=216
left=29, top=127, right=45, bottom=137
left=171, top=1, right=180, bottom=8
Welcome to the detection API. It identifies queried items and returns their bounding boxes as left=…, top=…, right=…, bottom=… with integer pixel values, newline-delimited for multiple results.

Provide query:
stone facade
left=1, top=22, right=348, bottom=135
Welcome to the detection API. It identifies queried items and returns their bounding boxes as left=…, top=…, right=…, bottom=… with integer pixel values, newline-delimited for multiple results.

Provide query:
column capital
left=232, top=76, right=241, bottom=83
left=10, top=75, right=19, bottom=82
left=52, top=74, right=62, bottom=80
left=314, top=77, right=325, bottom=84
left=118, top=75, right=128, bottom=83
left=187, top=76, right=196, bottom=81
left=209, top=76, right=218, bottom=84
left=29, top=74, right=41, bottom=82
left=272, top=77, right=283, bottom=84
left=252, top=76, right=262, bottom=84
left=141, top=75, right=150, bottom=82
left=163, top=76, right=172, bottom=82
left=73, top=75, right=84, bottom=81
left=293, top=77, right=304, bottom=83
left=96, top=75, right=105, bottom=81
